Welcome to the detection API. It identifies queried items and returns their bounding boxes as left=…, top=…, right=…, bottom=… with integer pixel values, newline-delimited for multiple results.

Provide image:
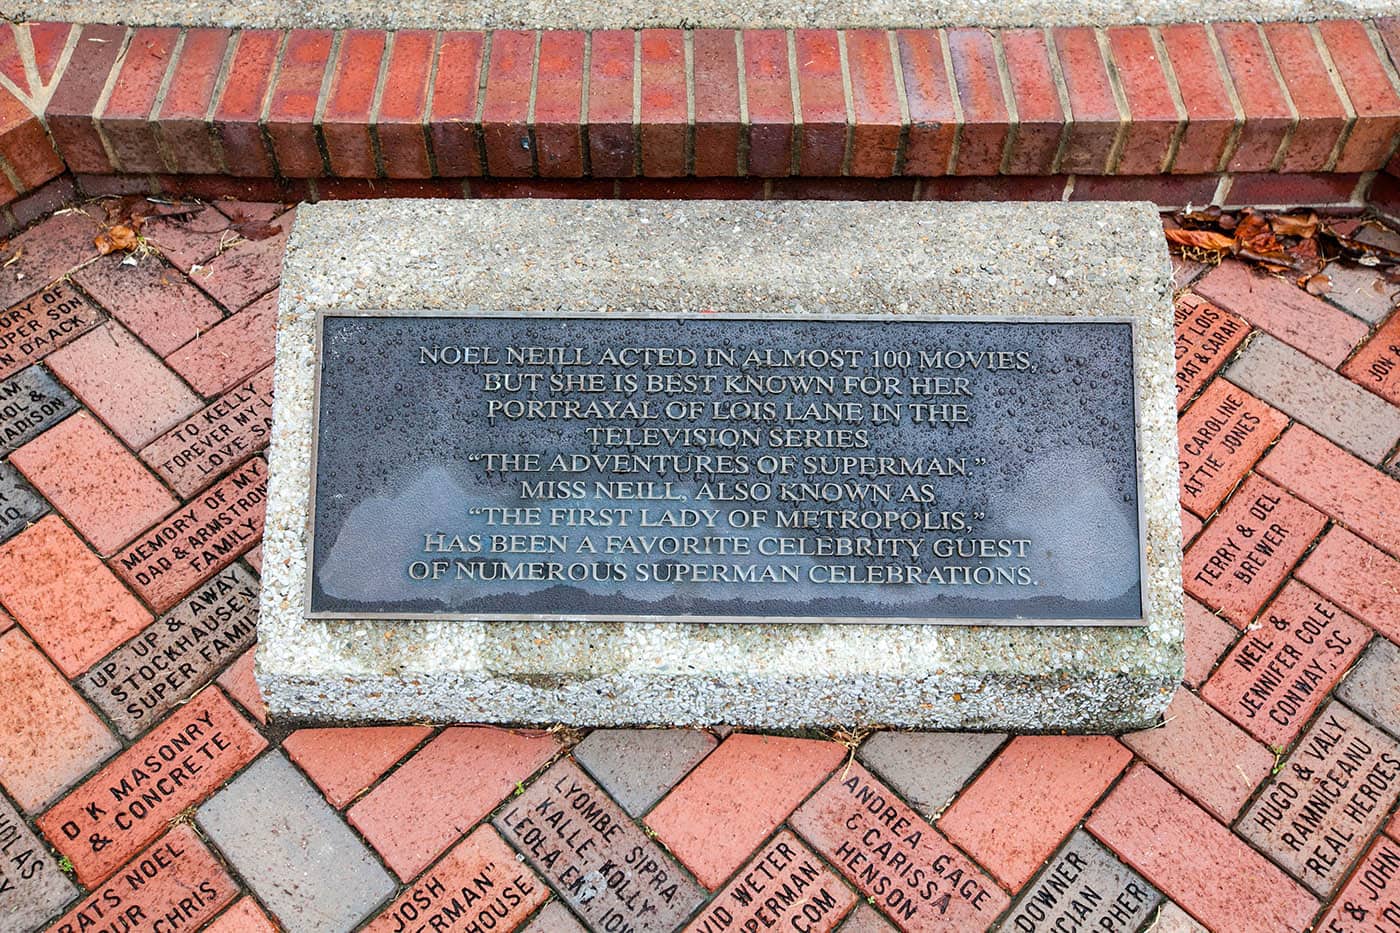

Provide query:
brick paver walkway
left=1, top=197, right=1399, bottom=933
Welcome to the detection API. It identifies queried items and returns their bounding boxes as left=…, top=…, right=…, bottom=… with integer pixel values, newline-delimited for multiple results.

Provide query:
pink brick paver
left=2, top=195, right=1400, bottom=933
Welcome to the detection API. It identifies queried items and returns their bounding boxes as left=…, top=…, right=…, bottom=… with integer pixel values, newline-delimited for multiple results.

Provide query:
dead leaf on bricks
left=220, top=206, right=283, bottom=241
left=91, top=196, right=204, bottom=255
left=1164, top=228, right=1235, bottom=252
left=94, top=224, right=139, bottom=255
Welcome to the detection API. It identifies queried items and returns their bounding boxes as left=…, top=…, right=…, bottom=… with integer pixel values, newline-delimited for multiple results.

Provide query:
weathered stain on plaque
left=310, top=314, right=1143, bottom=624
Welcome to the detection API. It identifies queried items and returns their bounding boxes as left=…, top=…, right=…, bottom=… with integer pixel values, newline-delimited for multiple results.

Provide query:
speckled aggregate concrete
left=13, top=0, right=1397, bottom=28
left=258, top=199, right=1182, bottom=731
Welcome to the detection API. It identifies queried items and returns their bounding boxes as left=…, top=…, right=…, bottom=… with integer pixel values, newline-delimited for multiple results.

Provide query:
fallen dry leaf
left=94, top=224, right=139, bottom=255
left=1164, top=228, right=1235, bottom=252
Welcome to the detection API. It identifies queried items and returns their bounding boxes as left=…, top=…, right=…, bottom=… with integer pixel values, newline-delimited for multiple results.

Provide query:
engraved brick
left=1257, top=424, right=1400, bottom=559
left=1297, top=527, right=1400, bottom=642
left=0, top=459, right=47, bottom=544
left=1172, top=292, right=1249, bottom=411
left=789, top=763, right=1009, bottom=930
left=1196, top=260, right=1368, bottom=369
left=1182, top=474, right=1327, bottom=627
left=45, top=824, right=238, bottom=933
left=682, top=830, right=857, bottom=933
left=45, top=320, right=202, bottom=448
left=1228, top=333, right=1400, bottom=466
left=0, top=629, right=118, bottom=814
left=141, top=367, right=275, bottom=497
left=1336, top=636, right=1400, bottom=739
left=38, top=687, right=265, bottom=885
left=1086, top=763, right=1319, bottom=933
left=1202, top=580, right=1368, bottom=747
left=1236, top=701, right=1400, bottom=895
left=109, top=457, right=267, bottom=612
left=1313, top=833, right=1400, bottom=933
left=11, top=410, right=179, bottom=556
left=494, top=758, right=706, bottom=933
left=0, top=363, right=78, bottom=457
left=283, top=724, right=432, bottom=807
left=166, top=290, right=278, bottom=396
left=1122, top=687, right=1274, bottom=821
left=937, top=735, right=1131, bottom=889
left=0, top=515, right=152, bottom=677
left=573, top=728, right=717, bottom=816
left=350, top=725, right=559, bottom=881
left=198, top=752, right=396, bottom=933
left=1001, top=830, right=1161, bottom=933
left=71, top=249, right=225, bottom=356
left=646, top=733, right=844, bottom=889
left=78, top=564, right=259, bottom=738
left=1177, top=380, right=1287, bottom=518
left=0, top=280, right=105, bottom=380
left=0, top=786, right=78, bottom=926
left=363, top=825, right=549, bottom=933
left=856, top=732, right=1006, bottom=817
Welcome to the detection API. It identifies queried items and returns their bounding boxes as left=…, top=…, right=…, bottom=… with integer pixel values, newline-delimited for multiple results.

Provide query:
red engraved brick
left=794, top=29, right=848, bottom=176
left=1158, top=24, right=1238, bottom=174
left=1000, top=28, right=1065, bottom=175
left=110, top=457, right=267, bottom=611
left=1212, top=22, right=1293, bottom=172
left=100, top=27, right=180, bottom=173
left=1122, top=687, right=1273, bottom=822
left=266, top=29, right=334, bottom=178
left=532, top=30, right=585, bottom=178
left=140, top=367, right=275, bottom=497
left=1297, top=526, right=1400, bottom=641
left=38, top=688, right=265, bottom=886
left=45, top=24, right=128, bottom=173
left=844, top=30, right=901, bottom=177
left=1317, top=20, right=1400, bottom=172
left=896, top=30, right=956, bottom=176
left=1182, top=474, right=1327, bottom=627
left=212, top=30, right=281, bottom=177
left=1237, top=701, right=1400, bottom=896
left=0, top=280, right=105, bottom=380
left=692, top=30, right=742, bottom=176
left=363, top=825, right=549, bottom=932
left=0, top=516, right=152, bottom=677
left=481, top=30, right=536, bottom=177
left=1052, top=26, right=1123, bottom=173
left=1086, top=763, right=1319, bottom=933
left=937, top=735, right=1131, bottom=889
left=0, top=90, right=64, bottom=190
left=322, top=30, right=387, bottom=177
left=11, top=411, right=178, bottom=556
left=284, top=725, right=431, bottom=808
left=946, top=28, right=1009, bottom=175
left=349, top=725, right=559, bottom=881
left=640, top=29, right=687, bottom=177
left=375, top=30, right=435, bottom=179
left=1201, top=579, right=1368, bottom=748
left=1262, top=22, right=1348, bottom=172
left=156, top=28, right=232, bottom=175
left=589, top=30, right=637, bottom=177
left=1177, top=380, right=1288, bottom=518
left=744, top=29, right=795, bottom=177
left=1172, top=291, right=1249, bottom=411
left=1195, top=260, right=1367, bottom=368
left=1341, top=309, right=1400, bottom=406
left=1257, top=424, right=1400, bottom=558
left=647, top=733, right=843, bottom=889
left=46, top=824, right=238, bottom=933
left=1313, top=833, right=1400, bottom=933
left=789, top=763, right=1009, bottom=930
left=428, top=31, right=486, bottom=177
left=682, top=830, right=857, bottom=933
left=1106, top=26, right=1181, bottom=175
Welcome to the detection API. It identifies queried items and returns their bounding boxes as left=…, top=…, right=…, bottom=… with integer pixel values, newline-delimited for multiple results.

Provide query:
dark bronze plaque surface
left=309, top=312, right=1144, bottom=625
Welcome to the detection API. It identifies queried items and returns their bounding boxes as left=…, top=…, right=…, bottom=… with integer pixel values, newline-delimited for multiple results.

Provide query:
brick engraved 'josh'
left=492, top=759, right=705, bottom=933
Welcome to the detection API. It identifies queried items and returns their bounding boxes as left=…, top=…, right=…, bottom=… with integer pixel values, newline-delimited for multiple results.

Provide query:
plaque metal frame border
left=303, top=309, right=1150, bottom=627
